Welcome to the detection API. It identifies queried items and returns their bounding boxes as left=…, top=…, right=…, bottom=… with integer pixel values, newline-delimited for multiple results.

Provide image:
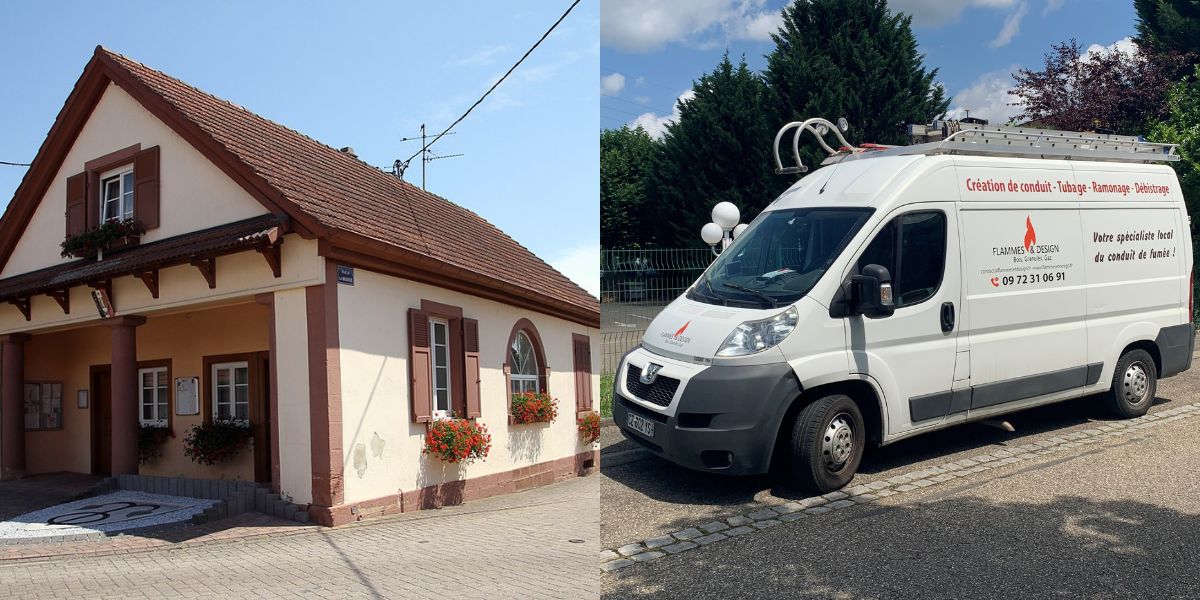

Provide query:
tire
left=1105, top=349, right=1157, bottom=418
left=788, top=394, right=865, bottom=493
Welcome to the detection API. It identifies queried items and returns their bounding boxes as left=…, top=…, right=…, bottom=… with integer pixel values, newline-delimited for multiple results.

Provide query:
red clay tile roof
left=95, top=48, right=597, bottom=321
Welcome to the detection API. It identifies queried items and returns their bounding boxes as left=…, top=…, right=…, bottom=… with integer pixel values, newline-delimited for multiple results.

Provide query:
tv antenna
left=391, top=124, right=464, bottom=190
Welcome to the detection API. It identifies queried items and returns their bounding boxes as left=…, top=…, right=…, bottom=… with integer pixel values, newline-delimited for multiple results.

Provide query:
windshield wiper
left=721, top=283, right=777, bottom=308
left=691, top=278, right=728, bottom=305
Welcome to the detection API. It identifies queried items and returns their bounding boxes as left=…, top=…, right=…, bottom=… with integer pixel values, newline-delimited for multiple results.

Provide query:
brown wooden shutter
left=408, top=309, right=433, bottom=423
left=86, top=172, right=101, bottom=230
left=65, top=172, right=87, bottom=236
left=133, top=146, right=160, bottom=229
left=572, top=335, right=593, bottom=412
left=463, top=318, right=481, bottom=419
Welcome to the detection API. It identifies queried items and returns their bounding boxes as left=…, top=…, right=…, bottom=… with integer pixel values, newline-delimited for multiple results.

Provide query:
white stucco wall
left=3, top=81, right=269, bottom=278
left=335, top=268, right=599, bottom=504
left=274, top=287, right=314, bottom=504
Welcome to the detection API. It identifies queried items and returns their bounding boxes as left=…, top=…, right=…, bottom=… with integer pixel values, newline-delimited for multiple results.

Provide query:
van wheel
left=1106, top=349, right=1157, bottom=418
left=788, top=394, right=865, bottom=493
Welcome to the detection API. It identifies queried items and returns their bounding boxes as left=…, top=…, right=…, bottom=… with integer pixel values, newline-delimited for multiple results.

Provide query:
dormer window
left=100, top=169, right=135, bottom=222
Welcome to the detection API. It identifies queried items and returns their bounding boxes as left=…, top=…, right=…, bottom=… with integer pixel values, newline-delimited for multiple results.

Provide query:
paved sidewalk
left=1, top=475, right=599, bottom=599
left=605, top=408, right=1200, bottom=599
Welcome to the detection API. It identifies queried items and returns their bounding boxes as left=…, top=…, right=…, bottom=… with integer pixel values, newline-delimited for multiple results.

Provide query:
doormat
left=0, top=491, right=216, bottom=544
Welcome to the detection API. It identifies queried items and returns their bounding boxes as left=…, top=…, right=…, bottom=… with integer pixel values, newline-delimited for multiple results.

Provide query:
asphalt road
left=601, top=362, right=1200, bottom=599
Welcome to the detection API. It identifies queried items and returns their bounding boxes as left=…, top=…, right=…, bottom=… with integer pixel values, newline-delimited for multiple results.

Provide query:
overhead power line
left=1, top=161, right=30, bottom=167
left=398, top=0, right=581, bottom=170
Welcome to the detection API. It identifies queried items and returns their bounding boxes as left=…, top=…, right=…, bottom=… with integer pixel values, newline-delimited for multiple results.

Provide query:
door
left=252, top=352, right=272, bottom=484
left=959, top=207, right=1088, bottom=412
left=845, top=204, right=963, bottom=433
left=91, top=367, right=112, bottom=475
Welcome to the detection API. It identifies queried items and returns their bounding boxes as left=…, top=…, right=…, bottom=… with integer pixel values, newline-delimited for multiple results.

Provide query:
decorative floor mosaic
left=0, top=491, right=216, bottom=544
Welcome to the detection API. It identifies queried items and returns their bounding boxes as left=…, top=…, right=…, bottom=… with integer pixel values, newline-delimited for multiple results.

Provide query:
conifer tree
left=764, top=0, right=949, bottom=174
left=647, top=53, right=781, bottom=247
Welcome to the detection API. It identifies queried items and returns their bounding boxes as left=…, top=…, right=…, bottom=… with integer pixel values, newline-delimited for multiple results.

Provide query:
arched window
left=510, top=331, right=540, bottom=394
left=504, top=319, right=549, bottom=398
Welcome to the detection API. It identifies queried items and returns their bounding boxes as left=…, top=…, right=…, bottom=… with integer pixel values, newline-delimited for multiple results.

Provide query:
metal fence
left=600, top=248, right=713, bottom=374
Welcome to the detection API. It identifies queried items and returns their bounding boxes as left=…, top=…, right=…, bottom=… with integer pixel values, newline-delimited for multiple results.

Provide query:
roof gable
left=0, top=47, right=597, bottom=325
left=1, top=81, right=269, bottom=278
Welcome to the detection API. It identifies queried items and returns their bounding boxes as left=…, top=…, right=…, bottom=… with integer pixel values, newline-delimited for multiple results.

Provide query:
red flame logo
left=1023, top=216, right=1036, bottom=251
left=674, top=321, right=691, bottom=338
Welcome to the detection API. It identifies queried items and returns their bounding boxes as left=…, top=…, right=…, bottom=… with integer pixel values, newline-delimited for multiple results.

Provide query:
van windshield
left=689, top=207, right=874, bottom=308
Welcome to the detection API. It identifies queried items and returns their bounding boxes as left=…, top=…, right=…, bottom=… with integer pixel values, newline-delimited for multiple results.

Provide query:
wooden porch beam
left=7, top=297, right=30, bottom=321
left=190, top=257, right=216, bottom=289
left=134, top=269, right=159, bottom=298
left=256, top=241, right=282, bottom=278
left=47, top=289, right=69, bottom=314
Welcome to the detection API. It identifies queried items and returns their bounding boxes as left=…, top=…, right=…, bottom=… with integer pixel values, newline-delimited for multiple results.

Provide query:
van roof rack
left=774, top=118, right=1180, bottom=174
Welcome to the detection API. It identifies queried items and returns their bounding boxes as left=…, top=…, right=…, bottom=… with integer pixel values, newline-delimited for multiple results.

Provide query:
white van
left=614, top=118, right=1195, bottom=492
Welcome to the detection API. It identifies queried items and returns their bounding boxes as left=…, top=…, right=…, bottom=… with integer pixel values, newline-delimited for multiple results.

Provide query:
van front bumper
left=613, top=353, right=801, bottom=475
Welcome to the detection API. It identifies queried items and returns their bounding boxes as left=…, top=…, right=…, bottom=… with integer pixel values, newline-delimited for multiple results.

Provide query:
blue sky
left=0, top=0, right=599, bottom=296
left=601, top=0, right=1138, bottom=136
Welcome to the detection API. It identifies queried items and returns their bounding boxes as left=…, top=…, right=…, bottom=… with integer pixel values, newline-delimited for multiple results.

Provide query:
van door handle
left=940, top=302, right=955, bottom=332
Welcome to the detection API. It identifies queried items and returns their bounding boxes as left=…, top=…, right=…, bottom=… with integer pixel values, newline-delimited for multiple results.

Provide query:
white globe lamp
left=711, top=202, right=740, bottom=230
left=701, top=222, right=724, bottom=246
left=732, top=223, right=748, bottom=239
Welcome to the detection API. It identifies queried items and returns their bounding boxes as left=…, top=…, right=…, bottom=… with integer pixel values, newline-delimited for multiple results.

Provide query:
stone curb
left=600, top=401, right=1200, bottom=572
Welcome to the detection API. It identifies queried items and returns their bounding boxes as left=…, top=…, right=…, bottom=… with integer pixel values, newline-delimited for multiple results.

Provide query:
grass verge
left=600, top=373, right=614, bottom=418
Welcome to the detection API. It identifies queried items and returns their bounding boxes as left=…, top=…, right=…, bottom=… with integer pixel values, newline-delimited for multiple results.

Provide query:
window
left=691, top=208, right=874, bottom=307
left=430, top=318, right=452, bottom=417
left=212, top=361, right=249, bottom=422
left=100, top=168, right=134, bottom=222
left=857, top=211, right=947, bottom=308
left=23, top=382, right=62, bottom=430
left=509, top=331, right=540, bottom=395
left=139, top=367, right=169, bottom=426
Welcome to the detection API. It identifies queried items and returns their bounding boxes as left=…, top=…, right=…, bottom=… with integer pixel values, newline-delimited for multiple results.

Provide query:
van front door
left=845, top=204, right=963, bottom=434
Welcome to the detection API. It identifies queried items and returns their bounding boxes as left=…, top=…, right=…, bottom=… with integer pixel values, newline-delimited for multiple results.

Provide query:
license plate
left=626, top=412, right=655, bottom=438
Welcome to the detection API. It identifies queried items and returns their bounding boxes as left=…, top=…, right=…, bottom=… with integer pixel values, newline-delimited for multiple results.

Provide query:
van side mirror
left=850, top=264, right=895, bottom=318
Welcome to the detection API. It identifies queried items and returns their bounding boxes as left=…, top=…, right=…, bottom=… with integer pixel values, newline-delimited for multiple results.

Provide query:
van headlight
left=716, top=306, right=799, bottom=357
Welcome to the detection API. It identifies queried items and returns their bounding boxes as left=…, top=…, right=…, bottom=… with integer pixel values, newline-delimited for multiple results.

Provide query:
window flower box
left=183, top=419, right=251, bottom=466
left=423, top=418, right=491, bottom=465
left=578, top=412, right=600, bottom=445
left=137, top=424, right=173, bottom=465
left=60, top=218, right=144, bottom=260
left=509, top=391, right=558, bottom=425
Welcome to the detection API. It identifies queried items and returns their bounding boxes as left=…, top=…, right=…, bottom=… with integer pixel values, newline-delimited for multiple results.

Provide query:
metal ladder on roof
left=773, top=118, right=1180, bottom=175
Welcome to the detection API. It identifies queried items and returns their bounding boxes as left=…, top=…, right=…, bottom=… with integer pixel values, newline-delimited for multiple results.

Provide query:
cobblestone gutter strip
left=600, top=402, right=1200, bottom=573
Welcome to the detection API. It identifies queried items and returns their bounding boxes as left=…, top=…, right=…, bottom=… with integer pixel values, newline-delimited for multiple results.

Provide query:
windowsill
left=508, top=415, right=553, bottom=426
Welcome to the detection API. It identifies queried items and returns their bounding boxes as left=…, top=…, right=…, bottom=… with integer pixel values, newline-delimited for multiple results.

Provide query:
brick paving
left=0, top=476, right=599, bottom=599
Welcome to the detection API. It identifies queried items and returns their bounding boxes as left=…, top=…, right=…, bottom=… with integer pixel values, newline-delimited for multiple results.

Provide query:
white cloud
left=944, top=66, right=1024, bottom=125
left=549, top=241, right=600, bottom=298
left=634, top=76, right=646, bottom=85
left=1084, top=36, right=1137, bottom=59
left=600, top=72, right=626, bottom=96
left=629, top=89, right=695, bottom=139
left=989, top=1, right=1028, bottom=48
left=601, top=0, right=782, bottom=53
left=449, top=45, right=509, bottom=67
left=1042, top=0, right=1066, bottom=15
left=633, top=95, right=650, bottom=104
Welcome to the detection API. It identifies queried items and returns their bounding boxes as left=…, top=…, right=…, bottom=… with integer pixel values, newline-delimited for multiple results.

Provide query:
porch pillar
left=1, top=333, right=30, bottom=481
left=107, top=316, right=145, bottom=475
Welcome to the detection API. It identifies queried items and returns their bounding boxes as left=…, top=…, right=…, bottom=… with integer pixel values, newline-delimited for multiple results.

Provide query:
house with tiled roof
left=0, top=47, right=599, bottom=525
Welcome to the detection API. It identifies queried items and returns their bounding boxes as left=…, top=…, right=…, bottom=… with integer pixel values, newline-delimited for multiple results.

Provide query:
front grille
left=625, top=364, right=681, bottom=407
